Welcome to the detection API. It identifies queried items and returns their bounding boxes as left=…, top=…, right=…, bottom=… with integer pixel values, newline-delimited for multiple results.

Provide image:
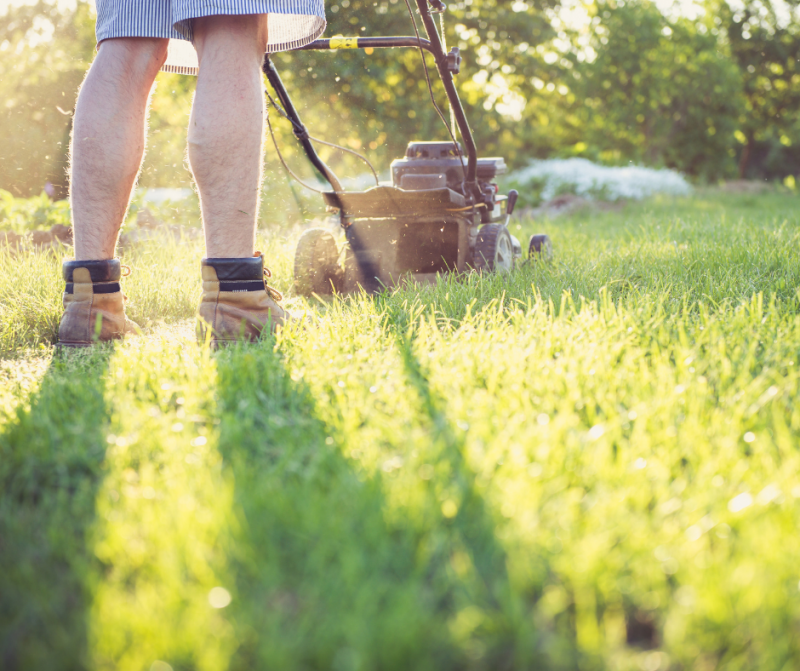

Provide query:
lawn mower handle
left=263, top=0, right=481, bottom=205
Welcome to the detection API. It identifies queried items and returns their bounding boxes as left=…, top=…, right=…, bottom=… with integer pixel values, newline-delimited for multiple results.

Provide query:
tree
left=550, top=0, right=743, bottom=179
left=713, top=0, right=800, bottom=177
left=0, top=1, right=95, bottom=197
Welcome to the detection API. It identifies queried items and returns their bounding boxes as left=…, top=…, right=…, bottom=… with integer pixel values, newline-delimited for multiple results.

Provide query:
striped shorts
left=96, top=0, right=326, bottom=74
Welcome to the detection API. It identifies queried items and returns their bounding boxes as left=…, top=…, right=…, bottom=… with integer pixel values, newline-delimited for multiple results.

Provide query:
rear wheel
left=294, top=228, right=342, bottom=296
left=528, top=234, right=553, bottom=262
left=473, top=224, right=514, bottom=273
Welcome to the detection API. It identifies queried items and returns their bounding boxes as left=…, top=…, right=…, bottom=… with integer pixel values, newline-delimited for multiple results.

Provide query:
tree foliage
left=561, top=1, right=743, bottom=179
left=0, top=0, right=799, bottom=198
left=0, top=0, right=94, bottom=197
left=713, top=0, right=800, bottom=176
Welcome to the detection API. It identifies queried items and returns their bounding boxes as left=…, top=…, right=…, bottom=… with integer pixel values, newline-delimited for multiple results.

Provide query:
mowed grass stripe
left=212, top=339, right=467, bottom=670
left=89, top=330, right=237, bottom=671
left=0, top=348, right=114, bottom=669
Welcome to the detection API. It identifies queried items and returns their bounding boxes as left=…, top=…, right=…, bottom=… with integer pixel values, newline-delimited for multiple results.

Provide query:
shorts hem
left=96, top=28, right=187, bottom=42
left=266, top=16, right=326, bottom=52
left=171, top=9, right=325, bottom=52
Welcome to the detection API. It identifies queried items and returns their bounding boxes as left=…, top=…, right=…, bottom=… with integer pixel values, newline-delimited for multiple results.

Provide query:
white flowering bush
left=504, top=158, right=692, bottom=206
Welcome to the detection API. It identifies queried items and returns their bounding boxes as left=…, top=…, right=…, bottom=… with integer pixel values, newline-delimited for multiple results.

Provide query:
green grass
left=0, top=190, right=72, bottom=235
left=1, top=190, right=800, bottom=670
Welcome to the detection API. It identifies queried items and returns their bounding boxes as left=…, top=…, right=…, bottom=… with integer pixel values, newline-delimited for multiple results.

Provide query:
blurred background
left=0, top=0, right=798, bottom=220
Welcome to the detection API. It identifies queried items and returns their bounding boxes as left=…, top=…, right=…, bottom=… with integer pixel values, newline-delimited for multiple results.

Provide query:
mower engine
left=391, top=141, right=505, bottom=203
left=293, top=140, right=525, bottom=295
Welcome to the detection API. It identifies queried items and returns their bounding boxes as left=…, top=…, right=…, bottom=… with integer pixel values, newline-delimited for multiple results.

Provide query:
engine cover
left=391, top=141, right=507, bottom=193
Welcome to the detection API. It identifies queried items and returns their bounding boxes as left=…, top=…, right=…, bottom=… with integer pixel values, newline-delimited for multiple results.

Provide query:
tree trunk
left=738, top=136, right=753, bottom=179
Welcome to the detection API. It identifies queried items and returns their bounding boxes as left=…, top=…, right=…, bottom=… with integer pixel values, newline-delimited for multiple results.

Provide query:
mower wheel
left=294, top=228, right=342, bottom=296
left=528, top=234, right=553, bottom=262
left=473, top=224, right=515, bottom=273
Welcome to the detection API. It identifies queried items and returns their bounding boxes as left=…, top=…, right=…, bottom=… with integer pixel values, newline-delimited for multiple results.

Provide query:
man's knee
left=96, top=37, right=170, bottom=86
left=193, top=15, right=269, bottom=61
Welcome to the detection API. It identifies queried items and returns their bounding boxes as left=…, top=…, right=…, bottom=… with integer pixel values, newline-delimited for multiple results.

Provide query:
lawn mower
left=261, top=0, right=553, bottom=295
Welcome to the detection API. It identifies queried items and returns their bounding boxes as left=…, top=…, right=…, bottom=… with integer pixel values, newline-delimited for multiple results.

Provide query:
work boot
left=197, top=252, right=288, bottom=346
left=57, top=258, right=138, bottom=347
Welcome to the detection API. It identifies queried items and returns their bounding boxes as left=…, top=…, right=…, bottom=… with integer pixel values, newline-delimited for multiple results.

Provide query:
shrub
left=0, top=190, right=71, bottom=233
left=504, top=158, right=692, bottom=206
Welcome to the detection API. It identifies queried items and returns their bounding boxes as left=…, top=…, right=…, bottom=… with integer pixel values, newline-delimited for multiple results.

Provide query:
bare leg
left=189, top=15, right=269, bottom=259
left=70, top=38, right=168, bottom=260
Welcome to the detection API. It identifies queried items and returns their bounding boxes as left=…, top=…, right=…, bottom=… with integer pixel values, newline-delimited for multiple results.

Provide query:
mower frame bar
left=298, top=36, right=434, bottom=54
left=262, top=57, right=345, bottom=197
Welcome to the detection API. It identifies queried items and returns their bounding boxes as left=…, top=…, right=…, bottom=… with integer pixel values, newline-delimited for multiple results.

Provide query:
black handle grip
left=507, top=189, right=518, bottom=216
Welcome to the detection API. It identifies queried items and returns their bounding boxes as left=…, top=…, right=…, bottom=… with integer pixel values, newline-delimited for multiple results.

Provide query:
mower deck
left=322, top=185, right=467, bottom=217
left=341, top=213, right=474, bottom=293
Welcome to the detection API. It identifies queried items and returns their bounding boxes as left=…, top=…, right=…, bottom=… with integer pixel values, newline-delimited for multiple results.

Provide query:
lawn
left=1, top=190, right=800, bottom=671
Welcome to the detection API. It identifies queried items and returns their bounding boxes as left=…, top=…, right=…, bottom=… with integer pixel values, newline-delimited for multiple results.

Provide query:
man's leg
left=59, top=38, right=166, bottom=346
left=189, top=15, right=269, bottom=258
left=189, top=15, right=289, bottom=343
left=70, top=38, right=169, bottom=259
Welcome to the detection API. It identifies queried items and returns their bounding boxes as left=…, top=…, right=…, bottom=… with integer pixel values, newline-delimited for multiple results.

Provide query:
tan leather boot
left=57, top=259, right=138, bottom=348
left=197, top=252, right=288, bottom=345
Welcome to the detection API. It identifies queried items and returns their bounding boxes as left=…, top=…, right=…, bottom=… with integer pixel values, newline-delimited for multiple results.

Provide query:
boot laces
left=121, top=265, right=131, bottom=301
left=263, top=267, right=283, bottom=302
